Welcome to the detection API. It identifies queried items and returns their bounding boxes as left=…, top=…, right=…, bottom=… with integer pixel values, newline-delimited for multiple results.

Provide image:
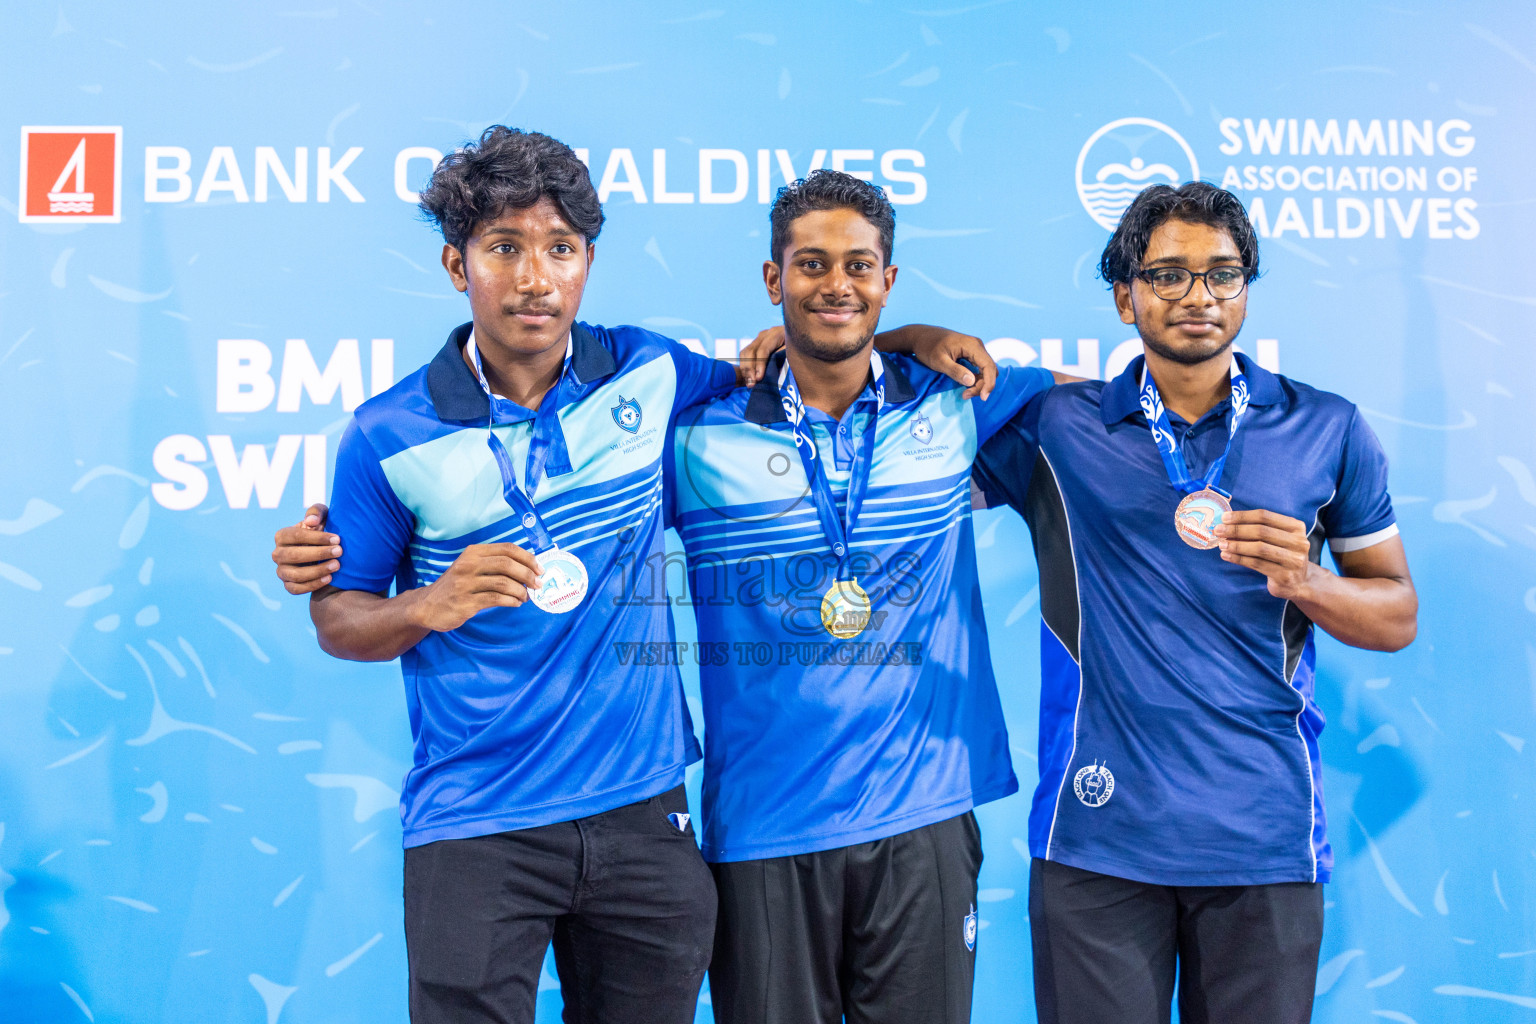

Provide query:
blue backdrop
left=3, top=3, right=1534, bottom=1021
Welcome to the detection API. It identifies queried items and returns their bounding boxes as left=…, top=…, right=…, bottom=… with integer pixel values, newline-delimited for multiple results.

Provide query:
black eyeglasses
left=1135, top=266, right=1253, bottom=301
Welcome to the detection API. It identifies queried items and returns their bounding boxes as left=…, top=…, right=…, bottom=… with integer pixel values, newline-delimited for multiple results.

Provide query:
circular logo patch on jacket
left=1073, top=762, right=1115, bottom=808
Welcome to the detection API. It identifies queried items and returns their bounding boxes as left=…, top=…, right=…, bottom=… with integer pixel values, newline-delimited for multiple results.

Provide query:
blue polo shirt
left=973, top=353, right=1398, bottom=886
left=670, top=351, right=1055, bottom=862
left=325, top=320, right=735, bottom=847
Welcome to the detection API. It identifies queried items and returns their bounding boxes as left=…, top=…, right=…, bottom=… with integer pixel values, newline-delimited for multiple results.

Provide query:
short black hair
left=769, top=169, right=895, bottom=266
left=1098, top=181, right=1259, bottom=285
left=418, top=126, right=604, bottom=251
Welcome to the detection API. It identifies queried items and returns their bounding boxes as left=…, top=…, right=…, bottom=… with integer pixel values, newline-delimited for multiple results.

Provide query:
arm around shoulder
left=874, top=324, right=996, bottom=399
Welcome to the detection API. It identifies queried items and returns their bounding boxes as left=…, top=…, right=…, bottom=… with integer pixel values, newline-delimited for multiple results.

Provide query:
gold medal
left=821, top=579, right=872, bottom=639
left=1174, top=488, right=1232, bottom=550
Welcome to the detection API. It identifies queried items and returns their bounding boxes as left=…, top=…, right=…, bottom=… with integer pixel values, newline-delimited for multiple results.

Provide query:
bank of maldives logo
left=19, top=126, right=122, bottom=223
left=611, top=395, right=642, bottom=433
left=1076, top=118, right=1198, bottom=231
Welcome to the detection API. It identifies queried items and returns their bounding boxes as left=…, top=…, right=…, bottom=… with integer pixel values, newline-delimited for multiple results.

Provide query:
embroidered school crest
left=611, top=395, right=642, bottom=433
left=909, top=412, right=933, bottom=445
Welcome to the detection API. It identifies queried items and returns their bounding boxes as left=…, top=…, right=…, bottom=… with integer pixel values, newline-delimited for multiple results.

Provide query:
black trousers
left=1029, top=858, right=1324, bottom=1024
left=403, top=785, right=717, bottom=1024
left=709, top=812, right=983, bottom=1024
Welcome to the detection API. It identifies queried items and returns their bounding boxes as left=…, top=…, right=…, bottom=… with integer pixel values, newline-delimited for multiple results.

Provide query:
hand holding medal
left=1139, top=356, right=1250, bottom=551
left=485, top=430, right=591, bottom=616
left=410, top=542, right=546, bottom=631
left=1213, top=508, right=1318, bottom=599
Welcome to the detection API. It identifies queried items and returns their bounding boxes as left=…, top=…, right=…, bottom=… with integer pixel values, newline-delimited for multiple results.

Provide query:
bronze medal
left=1174, top=488, right=1232, bottom=550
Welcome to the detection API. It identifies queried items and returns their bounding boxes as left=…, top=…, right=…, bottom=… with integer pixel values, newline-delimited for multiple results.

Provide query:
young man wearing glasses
left=973, top=182, right=1418, bottom=1024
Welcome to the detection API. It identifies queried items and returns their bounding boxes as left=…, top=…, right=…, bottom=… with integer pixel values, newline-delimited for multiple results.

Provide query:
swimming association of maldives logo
left=1075, top=118, right=1198, bottom=231
left=18, top=126, right=123, bottom=223
left=611, top=395, right=642, bottom=433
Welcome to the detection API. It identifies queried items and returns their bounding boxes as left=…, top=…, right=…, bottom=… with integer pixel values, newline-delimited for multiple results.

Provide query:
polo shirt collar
left=1100, top=350, right=1284, bottom=427
left=743, top=349, right=917, bottom=425
left=569, top=321, right=618, bottom=384
left=426, top=320, right=618, bottom=423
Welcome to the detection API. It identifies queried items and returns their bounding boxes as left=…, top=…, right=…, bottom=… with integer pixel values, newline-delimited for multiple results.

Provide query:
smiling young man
left=972, top=182, right=1418, bottom=1024
left=270, top=130, right=992, bottom=1024
left=669, top=171, right=1056, bottom=1024
left=299, top=126, right=739, bottom=1024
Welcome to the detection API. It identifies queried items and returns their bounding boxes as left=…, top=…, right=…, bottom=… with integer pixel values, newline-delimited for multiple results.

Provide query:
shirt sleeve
left=971, top=389, right=1050, bottom=515
left=667, top=338, right=738, bottom=411
left=1319, top=407, right=1399, bottom=554
left=327, top=419, right=417, bottom=593
left=971, top=366, right=1056, bottom=447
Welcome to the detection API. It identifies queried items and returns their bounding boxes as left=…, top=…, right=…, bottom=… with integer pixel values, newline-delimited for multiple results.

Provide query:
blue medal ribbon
left=778, top=353, right=886, bottom=582
left=468, top=335, right=573, bottom=553
left=1137, top=355, right=1251, bottom=498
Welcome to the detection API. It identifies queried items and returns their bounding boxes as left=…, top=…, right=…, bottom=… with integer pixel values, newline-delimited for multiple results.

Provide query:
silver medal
left=529, top=546, right=589, bottom=614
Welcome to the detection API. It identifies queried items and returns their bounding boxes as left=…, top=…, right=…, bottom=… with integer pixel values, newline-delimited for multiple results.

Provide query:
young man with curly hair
left=297, top=126, right=726, bottom=1024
